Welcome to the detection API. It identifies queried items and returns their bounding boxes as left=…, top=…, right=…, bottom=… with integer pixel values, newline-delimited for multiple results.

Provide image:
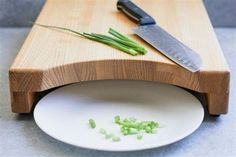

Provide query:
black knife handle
left=117, top=0, right=156, bottom=25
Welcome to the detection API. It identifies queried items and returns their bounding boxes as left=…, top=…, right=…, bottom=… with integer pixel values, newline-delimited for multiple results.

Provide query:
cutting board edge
left=9, top=59, right=230, bottom=115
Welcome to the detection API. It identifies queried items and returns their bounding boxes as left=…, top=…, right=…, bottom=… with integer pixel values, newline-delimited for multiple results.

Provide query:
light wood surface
left=9, top=0, right=230, bottom=115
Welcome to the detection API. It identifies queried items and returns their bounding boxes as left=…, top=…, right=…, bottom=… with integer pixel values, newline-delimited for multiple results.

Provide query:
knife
left=117, top=0, right=202, bottom=72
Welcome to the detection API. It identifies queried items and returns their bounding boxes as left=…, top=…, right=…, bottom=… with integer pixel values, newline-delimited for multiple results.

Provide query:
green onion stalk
left=33, top=23, right=147, bottom=56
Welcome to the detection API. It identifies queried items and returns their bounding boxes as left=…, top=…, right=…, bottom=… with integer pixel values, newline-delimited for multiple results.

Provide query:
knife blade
left=117, top=0, right=202, bottom=72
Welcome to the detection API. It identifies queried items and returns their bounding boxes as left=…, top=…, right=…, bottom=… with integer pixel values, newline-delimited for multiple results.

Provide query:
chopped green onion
left=114, top=115, right=121, bottom=124
left=86, top=115, right=159, bottom=141
left=137, top=134, right=143, bottom=140
left=99, top=128, right=107, bottom=135
left=112, top=136, right=121, bottom=142
left=114, top=116, right=160, bottom=140
left=145, top=126, right=152, bottom=133
left=121, top=126, right=129, bottom=136
left=105, top=133, right=114, bottom=139
left=129, top=128, right=138, bottom=135
left=129, top=117, right=137, bottom=122
left=151, top=128, right=157, bottom=134
left=88, top=119, right=96, bottom=129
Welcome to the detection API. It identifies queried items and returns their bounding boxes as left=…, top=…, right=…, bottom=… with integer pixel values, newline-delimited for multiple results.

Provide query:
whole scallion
left=33, top=23, right=147, bottom=56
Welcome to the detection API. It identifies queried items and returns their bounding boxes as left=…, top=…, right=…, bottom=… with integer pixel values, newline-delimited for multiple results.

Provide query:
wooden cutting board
left=9, top=0, right=230, bottom=115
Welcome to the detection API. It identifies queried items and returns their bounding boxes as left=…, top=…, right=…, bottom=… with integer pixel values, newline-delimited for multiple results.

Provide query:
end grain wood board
left=9, top=0, right=230, bottom=115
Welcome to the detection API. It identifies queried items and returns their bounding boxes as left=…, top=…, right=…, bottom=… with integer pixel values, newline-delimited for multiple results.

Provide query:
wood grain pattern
left=9, top=0, right=230, bottom=115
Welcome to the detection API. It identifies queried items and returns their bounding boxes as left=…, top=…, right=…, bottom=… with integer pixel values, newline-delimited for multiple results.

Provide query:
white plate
left=34, top=80, right=204, bottom=151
